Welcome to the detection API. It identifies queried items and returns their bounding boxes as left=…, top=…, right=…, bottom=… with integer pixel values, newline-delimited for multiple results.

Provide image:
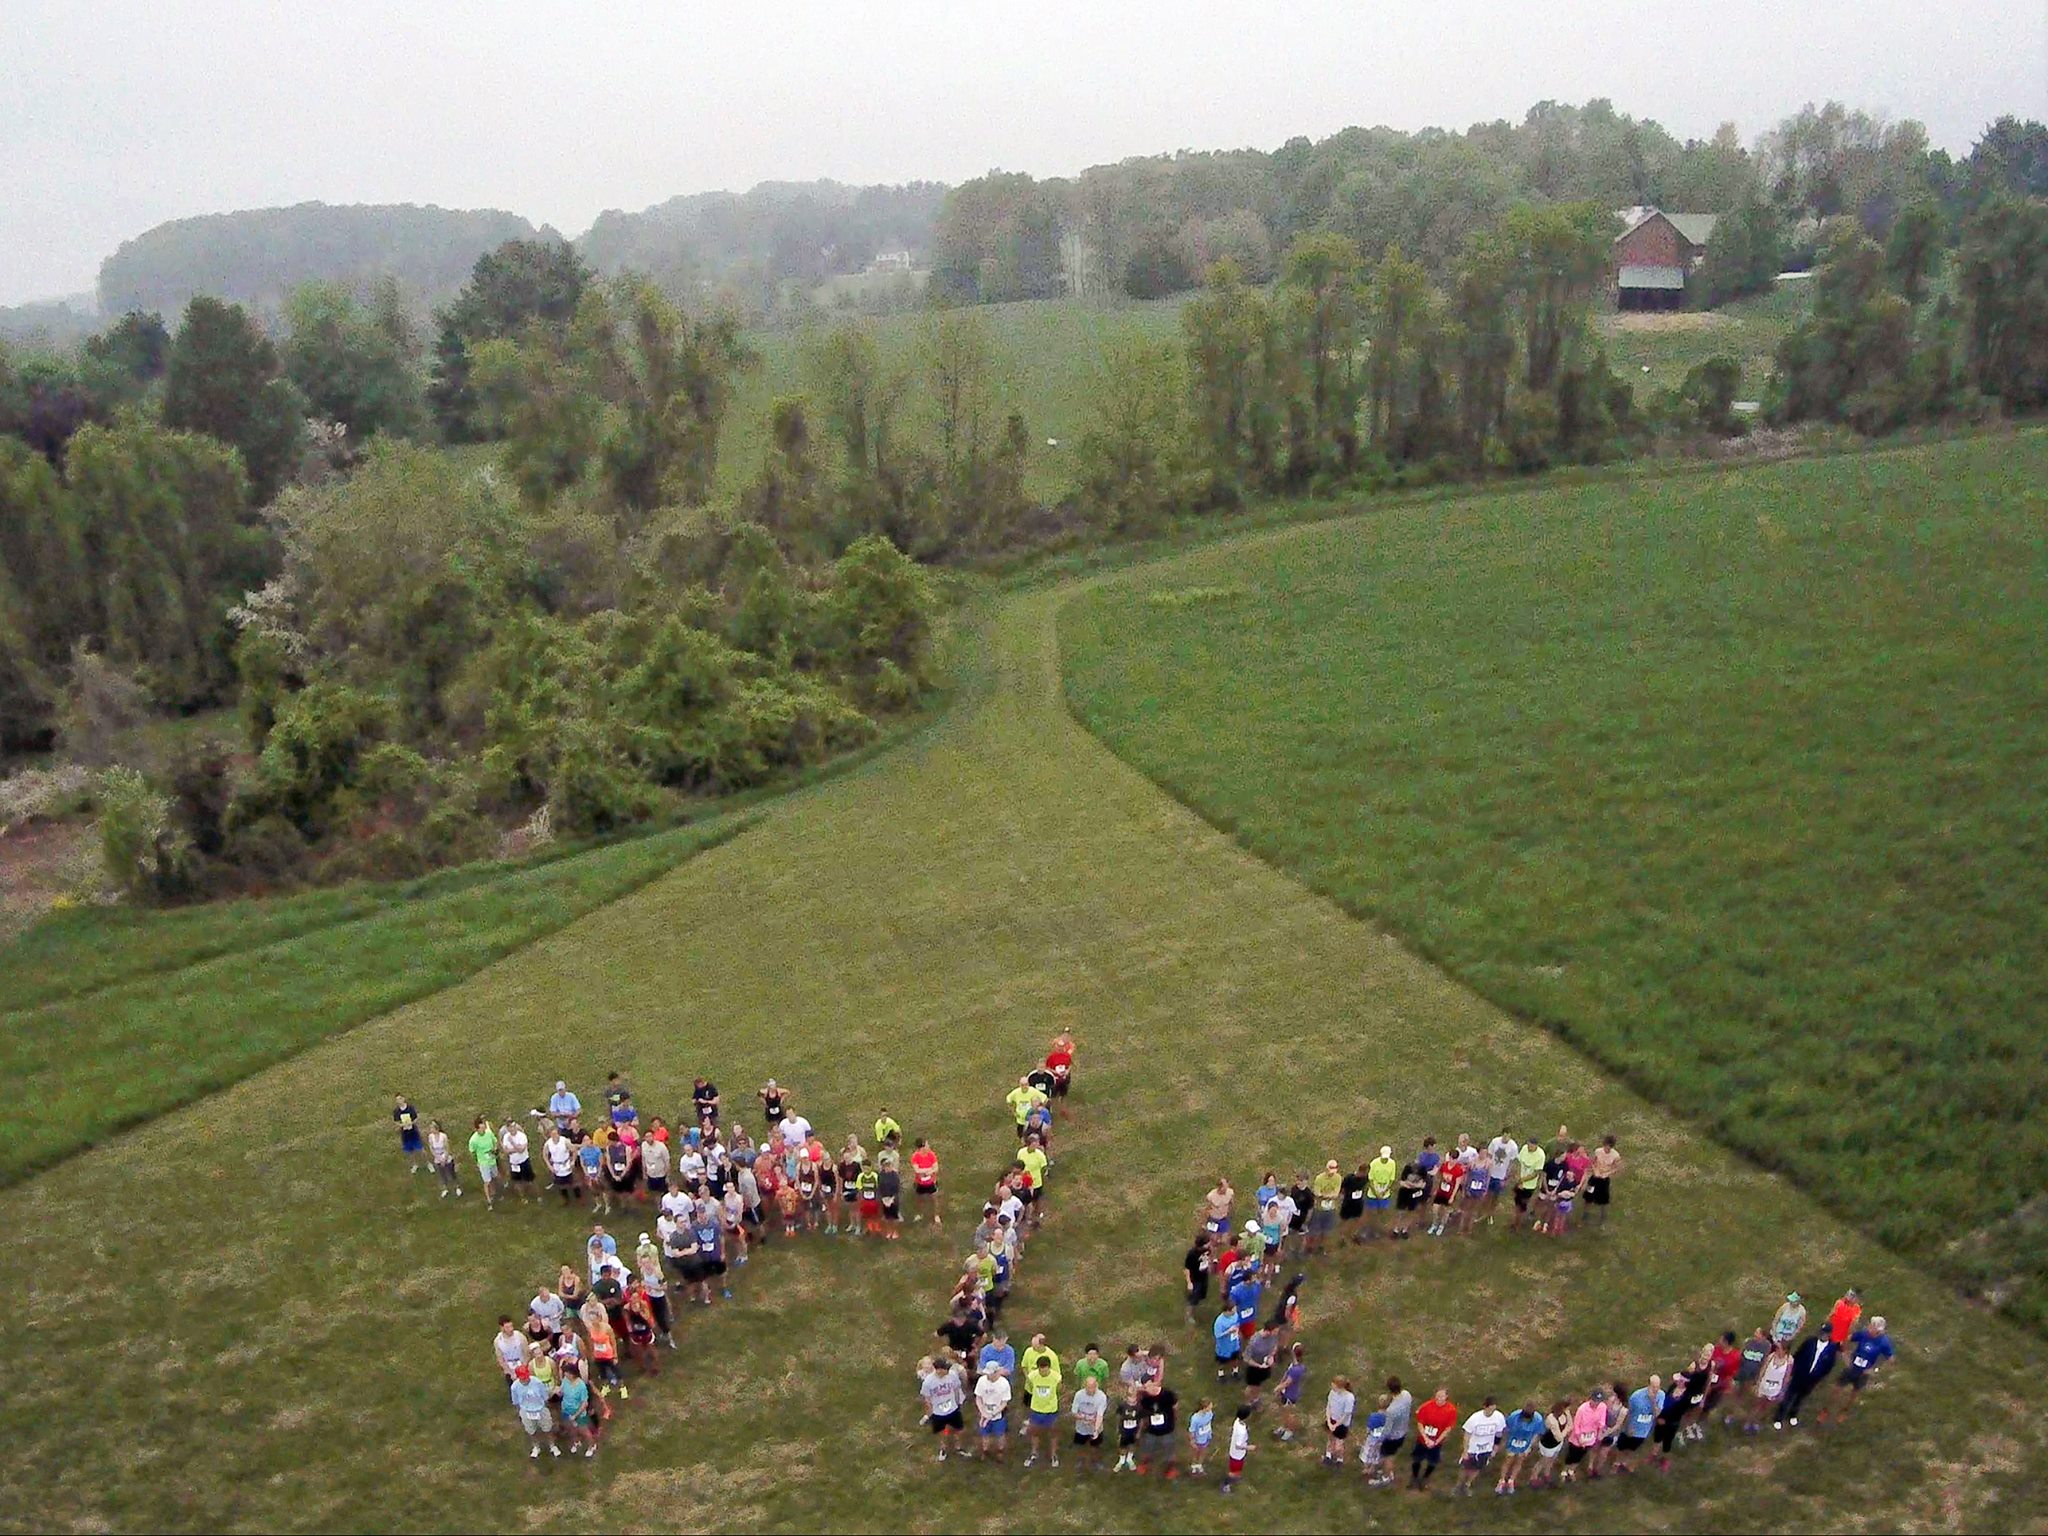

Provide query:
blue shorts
left=1029, top=1410, right=1058, bottom=1429
left=1365, top=1196, right=1389, bottom=1211
left=981, top=1416, right=1008, bottom=1437
left=1490, top=1175, right=1508, bottom=1194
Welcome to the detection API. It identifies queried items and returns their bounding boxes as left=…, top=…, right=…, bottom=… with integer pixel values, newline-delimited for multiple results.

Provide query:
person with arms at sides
left=1732, top=1325, right=1771, bottom=1421
left=1137, top=1380, right=1181, bottom=1478
left=1273, top=1340, right=1308, bottom=1441
left=1494, top=1398, right=1545, bottom=1495
left=1201, top=1175, right=1234, bottom=1238
left=1306, top=1160, right=1343, bottom=1254
left=1045, top=1031, right=1075, bottom=1097
left=1770, top=1291, right=1807, bottom=1348
left=1113, top=1382, right=1143, bottom=1472
left=1510, top=1137, right=1545, bottom=1233
left=1562, top=1388, right=1607, bottom=1482
left=911, top=1137, right=941, bottom=1226
left=1212, top=1304, right=1242, bottom=1381
left=1409, top=1385, right=1458, bottom=1492
left=689, top=1076, right=718, bottom=1127
left=602, top=1072, right=631, bottom=1120
left=1820, top=1316, right=1892, bottom=1422
left=468, top=1117, right=500, bottom=1210
left=1747, top=1338, right=1794, bottom=1432
left=1322, top=1375, right=1357, bottom=1467
left=492, top=1316, right=526, bottom=1381
left=1526, top=1398, right=1570, bottom=1489
left=1584, top=1134, right=1623, bottom=1222
left=1004, top=1075, right=1046, bottom=1143
left=1362, top=1146, right=1398, bottom=1240
left=1220, top=1403, right=1253, bottom=1494
left=758, top=1078, right=789, bottom=1131
left=1070, top=1366, right=1109, bottom=1472
left=920, top=1354, right=968, bottom=1461
left=1391, top=1160, right=1427, bottom=1239
left=1017, top=1137, right=1050, bottom=1230
left=577, top=1130, right=608, bottom=1215
left=1826, top=1288, right=1863, bottom=1346
left=1022, top=1353, right=1063, bottom=1467
left=1338, top=1159, right=1371, bottom=1241
left=1482, top=1128, right=1518, bottom=1220
left=508, top=1364, right=559, bottom=1459
left=393, top=1095, right=425, bottom=1172
left=427, top=1120, right=461, bottom=1198
left=499, top=1116, right=533, bottom=1204
left=1379, top=1378, right=1412, bottom=1465
left=1452, top=1394, right=1506, bottom=1495
left=544, top=1080, right=581, bottom=1133
left=1424, top=1153, right=1465, bottom=1238
left=1241, top=1320, right=1281, bottom=1416
left=639, top=1128, right=669, bottom=1207
left=1187, top=1397, right=1215, bottom=1475
left=977, top=1327, right=1016, bottom=1382
left=974, top=1361, right=1012, bottom=1463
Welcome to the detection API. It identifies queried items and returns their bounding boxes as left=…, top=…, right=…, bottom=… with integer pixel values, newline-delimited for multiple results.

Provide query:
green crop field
left=1064, top=431, right=2048, bottom=1332
left=4, top=439, right=2046, bottom=1533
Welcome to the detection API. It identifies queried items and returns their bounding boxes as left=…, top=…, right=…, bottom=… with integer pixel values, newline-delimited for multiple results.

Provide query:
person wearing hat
left=758, top=1078, right=789, bottom=1129
left=509, top=1363, right=560, bottom=1458
left=1363, top=1146, right=1398, bottom=1239
left=973, top=1360, right=1013, bottom=1462
left=1771, top=1291, right=1807, bottom=1347
left=1307, top=1159, right=1343, bottom=1254
left=1822, top=1316, right=1893, bottom=1422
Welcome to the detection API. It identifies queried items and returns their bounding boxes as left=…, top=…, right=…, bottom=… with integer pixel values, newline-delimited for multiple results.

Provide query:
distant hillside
left=0, top=293, right=98, bottom=349
left=96, top=202, right=540, bottom=317
left=576, top=179, right=946, bottom=291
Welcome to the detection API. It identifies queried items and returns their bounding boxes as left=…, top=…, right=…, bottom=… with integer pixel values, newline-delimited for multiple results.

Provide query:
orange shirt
left=1827, top=1298, right=1862, bottom=1345
left=911, top=1148, right=938, bottom=1185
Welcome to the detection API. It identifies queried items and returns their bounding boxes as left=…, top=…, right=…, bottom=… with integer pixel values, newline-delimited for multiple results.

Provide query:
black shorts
left=1844, top=1370, right=1872, bottom=1391
left=608, top=1171, right=638, bottom=1193
left=1073, top=1430, right=1102, bottom=1446
left=1330, top=1423, right=1350, bottom=1440
left=645, top=1174, right=668, bottom=1194
left=1380, top=1435, right=1406, bottom=1459
left=1618, top=1433, right=1646, bottom=1452
left=1564, top=1443, right=1590, bottom=1465
left=1585, top=1176, right=1611, bottom=1206
left=1411, top=1442, right=1441, bottom=1466
left=1431, top=1191, right=1453, bottom=1206
left=1395, top=1190, right=1420, bottom=1212
left=1118, top=1424, right=1139, bottom=1446
left=882, top=1199, right=901, bottom=1219
left=930, top=1409, right=964, bottom=1433
left=916, top=1182, right=939, bottom=1198
left=1513, top=1186, right=1533, bottom=1209
left=678, top=1259, right=705, bottom=1283
left=511, top=1163, right=535, bottom=1183
left=1245, top=1363, right=1273, bottom=1388
left=701, top=1257, right=727, bottom=1278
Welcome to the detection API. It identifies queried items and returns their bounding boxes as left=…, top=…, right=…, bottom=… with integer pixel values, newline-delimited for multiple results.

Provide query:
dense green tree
left=1278, top=231, right=1364, bottom=471
left=1181, top=260, right=1279, bottom=496
left=1769, top=219, right=1918, bottom=430
left=1696, top=195, right=1787, bottom=306
left=282, top=280, right=426, bottom=441
left=82, top=312, right=171, bottom=387
left=1502, top=203, right=1614, bottom=393
left=1362, top=245, right=1433, bottom=449
left=1075, top=336, right=1189, bottom=532
left=161, top=297, right=304, bottom=501
left=1956, top=197, right=2048, bottom=411
left=428, top=239, right=591, bottom=441
left=1884, top=200, right=1945, bottom=304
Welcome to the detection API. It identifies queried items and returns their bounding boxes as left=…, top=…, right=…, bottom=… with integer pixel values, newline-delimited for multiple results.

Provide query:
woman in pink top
left=1562, top=1389, right=1609, bottom=1481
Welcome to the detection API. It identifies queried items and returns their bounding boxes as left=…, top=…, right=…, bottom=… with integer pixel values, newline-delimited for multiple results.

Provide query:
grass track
left=3, top=474, right=2044, bottom=1530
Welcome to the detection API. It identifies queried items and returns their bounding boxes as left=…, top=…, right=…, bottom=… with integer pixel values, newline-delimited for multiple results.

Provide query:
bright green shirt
left=1241, top=1228, right=1267, bottom=1262
left=1017, top=1146, right=1049, bottom=1190
left=874, top=1115, right=902, bottom=1146
left=1027, top=1367, right=1063, bottom=1415
left=1367, top=1157, right=1398, bottom=1199
left=1074, top=1356, right=1110, bottom=1391
left=1021, top=1345, right=1060, bottom=1381
left=857, top=1169, right=880, bottom=1198
left=1312, top=1170, right=1343, bottom=1207
left=1006, top=1086, right=1045, bottom=1125
left=1517, top=1143, right=1545, bottom=1190
left=468, top=1129, right=498, bottom=1167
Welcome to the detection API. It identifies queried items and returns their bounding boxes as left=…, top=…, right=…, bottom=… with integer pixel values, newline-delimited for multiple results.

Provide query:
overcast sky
left=3, top=0, right=2043, bottom=306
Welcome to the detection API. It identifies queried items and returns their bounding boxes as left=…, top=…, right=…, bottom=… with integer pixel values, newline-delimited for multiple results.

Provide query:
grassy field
left=1063, top=431, right=2048, bottom=1333
left=0, top=813, right=751, bottom=1186
left=3, top=459, right=2046, bottom=1531
left=1596, top=284, right=1807, bottom=400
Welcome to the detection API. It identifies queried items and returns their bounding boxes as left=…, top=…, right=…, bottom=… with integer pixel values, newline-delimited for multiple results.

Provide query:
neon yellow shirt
left=1367, top=1157, right=1398, bottom=1199
left=1017, top=1146, right=1049, bottom=1190
left=1312, top=1170, right=1342, bottom=1208
left=1027, top=1367, right=1063, bottom=1415
left=874, top=1115, right=902, bottom=1146
left=1021, top=1345, right=1060, bottom=1381
left=1006, top=1086, right=1046, bottom=1126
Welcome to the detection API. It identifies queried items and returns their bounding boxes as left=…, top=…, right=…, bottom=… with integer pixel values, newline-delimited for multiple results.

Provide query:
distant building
left=1612, top=207, right=1720, bottom=311
left=865, top=248, right=914, bottom=273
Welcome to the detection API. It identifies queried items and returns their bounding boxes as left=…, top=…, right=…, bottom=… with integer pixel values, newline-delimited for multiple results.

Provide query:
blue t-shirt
left=1847, top=1330, right=1894, bottom=1374
left=694, top=1221, right=721, bottom=1259
left=577, top=1143, right=602, bottom=1174
left=1504, top=1408, right=1544, bottom=1453
left=1625, top=1388, right=1663, bottom=1438
left=1416, top=1149, right=1442, bottom=1179
left=1254, top=1182, right=1278, bottom=1209
left=509, top=1377, right=550, bottom=1416
left=1365, top=1408, right=1388, bottom=1442
left=978, top=1342, right=1016, bottom=1377
left=1229, top=1278, right=1262, bottom=1325
left=1213, top=1312, right=1242, bottom=1358
left=1190, top=1407, right=1214, bottom=1445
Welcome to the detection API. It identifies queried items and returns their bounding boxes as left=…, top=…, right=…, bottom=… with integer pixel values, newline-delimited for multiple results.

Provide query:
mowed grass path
left=4, top=481, right=2046, bottom=1530
left=1062, top=432, right=2048, bottom=1329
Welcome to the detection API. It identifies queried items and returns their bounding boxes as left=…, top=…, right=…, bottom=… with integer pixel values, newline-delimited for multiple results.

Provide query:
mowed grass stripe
left=1, top=507, right=2045, bottom=1532
left=1060, top=431, right=2048, bottom=1330
left=0, top=813, right=753, bottom=1186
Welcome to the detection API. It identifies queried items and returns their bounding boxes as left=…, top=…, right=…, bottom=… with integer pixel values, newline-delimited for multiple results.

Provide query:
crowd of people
left=425, top=1037, right=1076, bottom=1459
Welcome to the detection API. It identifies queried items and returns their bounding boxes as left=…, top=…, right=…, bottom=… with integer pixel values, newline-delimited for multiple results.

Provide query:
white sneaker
left=529, top=1446, right=541, bottom=1459
left=549, top=1445, right=562, bottom=1457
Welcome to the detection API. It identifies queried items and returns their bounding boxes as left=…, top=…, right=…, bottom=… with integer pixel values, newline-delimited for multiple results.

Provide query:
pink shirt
left=1569, top=1399, right=1608, bottom=1447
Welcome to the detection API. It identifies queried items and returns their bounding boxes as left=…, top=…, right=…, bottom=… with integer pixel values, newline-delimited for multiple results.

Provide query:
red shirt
left=1416, top=1398, right=1459, bottom=1447
left=1711, top=1343, right=1742, bottom=1386
left=1046, top=1048, right=1073, bottom=1073
left=1827, top=1298, right=1861, bottom=1345
left=1434, top=1164, right=1464, bottom=1200
left=1217, top=1246, right=1241, bottom=1276
left=911, top=1148, right=938, bottom=1186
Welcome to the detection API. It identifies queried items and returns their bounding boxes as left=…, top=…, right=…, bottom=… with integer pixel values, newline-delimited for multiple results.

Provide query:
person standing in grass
left=693, top=1199, right=730, bottom=1303
left=1482, top=1129, right=1518, bottom=1221
left=493, top=1316, right=526, bottom=1382
left=469, top=1117, right=500, bottom=1209
left=1221, top=1404, right=1252, bottom=1494
left=1826, top=1289, right=1864, bottom=1346
left=911, top=1137, right=941, bottom=1226
left=545, top=1080, right=581, bottom=1133
left=1585, top=1135, right=1622, bottom=1222
left=1772, top=1291, right=1808, bottom=1348
left=920, top=1354, right=968, bottom=1462
left=393, top=1096, right=425, bottom=1172
left=1527, top=1399, right=1571, bottom=1489
left=1563, top=1388, right=1607, bottom=1480
left=1362, top=1147, right=1397, bottom=1240
left=1452, top=1395, right=1506, bottom=1495
left=1409, top=1386, right=1458, bottom=1491
left=1424, top=1154, right=1464, bottom=1238
left=1005, top=1076, right=1046, bottom=1143
left=1322, top=1375, right=1356, bottom=1467
left=1137, top=1380, right=1181, bottom=1478
left=1619, top=1374, right=1663, bottom=1472
left=509, top=1365, right=559, bottom=1459
left=1017, top=1136, right=1050, bottom=1230
left=1733, top=1325, right=1771, bottom=1420
left=557, top=1363, right=596, bottom=1458
left=577, top=1131, right=608, bottom=1215
left=1241, top=1320, right=1281, bottom=1415
left=582, top=1301, right=624, bottom=1399
left=1391, top=1160, right=1426, bottom=1239
left=1494, top=1399, right=1545, bottom=1494
left=974, top=1361, right=1012, bottom=1463
left=1113, top=1382, right=1143, bottom=1471
left=427, top=1120, right=461, bottom=1197
left=540, top=1123, right=577, bottom=1204
left=1360, top=1395, right=1392, bottom=1487
left=501, top=1116, right=533, bottom=1204
left=1820, top=1318, right=1891, bottom=1422
left=1046, top=1030, right=1076, bottom=1097
left=1338, top=1159, right=1370, bottom=1242
left=1274, top=1341, right=1308, bottom=1441
left=1023, top=1354, right=1063, bottom=1467
left=1510, top=1138, right=1545, bottom=1233
left=1201, top=1176, right=1234, bottom=1238
left=1379, top=1378, right=1412, bottom=1465
left=1071, top=1368, right=1110, bottom=1472
left=1652, top=1366, right=1693, bottom=1466
left=639, top=1127, right=669, bottom=1207
left=1747, top=1339, right=1794, bottom=1431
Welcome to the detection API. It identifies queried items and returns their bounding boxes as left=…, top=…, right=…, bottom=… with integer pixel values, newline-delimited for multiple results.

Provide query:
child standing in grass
left=1361, top=1395, right=1393, bottom=1487
left=1221, top=1405, right=1252, bottom=1494
left=393, top=1096, right=424, bottom=1172
left=427, top=1120, right=461, bottom=1197
left=1274, top=1342, right=1307, bottom=1440
left=1114, top=1384, right=1142, bottom=1471
left=1187, top=1398, right=1214, bottom=1474
left=1323, top=1375, right=1356, bottom=1467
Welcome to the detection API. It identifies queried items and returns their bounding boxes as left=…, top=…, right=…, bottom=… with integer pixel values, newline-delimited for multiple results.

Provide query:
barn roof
left=1611, top=209, right=1721, bottom=248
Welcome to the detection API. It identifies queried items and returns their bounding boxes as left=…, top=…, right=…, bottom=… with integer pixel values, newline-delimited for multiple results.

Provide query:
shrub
left=246, top=682, right=393, bottom=838
left=96, top=766, right=194, bottom=902
left=55, top=645, right=149, bottom=767
left=825, top=535, right=936, bottom=683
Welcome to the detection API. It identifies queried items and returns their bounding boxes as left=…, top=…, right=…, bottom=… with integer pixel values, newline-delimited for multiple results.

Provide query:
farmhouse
left=1612, top=206, right=1720, bottom=310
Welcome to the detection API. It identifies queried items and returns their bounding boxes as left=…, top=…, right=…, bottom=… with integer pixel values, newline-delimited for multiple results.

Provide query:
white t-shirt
left=662, top=1188, right=692, bottom=1221
left=1464, top=1408, right=1508, bottom=1456
left=780, top=1116, right=812, bottom=1152
left=922, top=1368, right=966, bottom=1418
left=1228, top=1417, right=1251, bottom=1458
left=1488, top=1137, right=1518, bottom=1180
left=1272, top=1194, right=1299, bottom=1229
left=677, top=1150, right=706, bottom=1186
left=641, top=1139, right=670, bottom=1180
left=1327, top=1388, right=1356, bottom=1428
left=1072, top=1386, right=1107, bottom=1435
left=493, top=1330, right=525, bottom=1370
left=502, top=1126, right=529, bottom=1168
left=529, top=1292, right=564, bottom=1331
left=998, top=1194, right=1025, bottom=1228
left=975, top=1374, right=1012, bottom=1423
left=543, top=1137, right=574, bottom=1177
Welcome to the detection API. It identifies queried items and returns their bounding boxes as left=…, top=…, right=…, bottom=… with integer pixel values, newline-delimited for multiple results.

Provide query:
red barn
left=1612, top=207, right=1719, bottom=310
